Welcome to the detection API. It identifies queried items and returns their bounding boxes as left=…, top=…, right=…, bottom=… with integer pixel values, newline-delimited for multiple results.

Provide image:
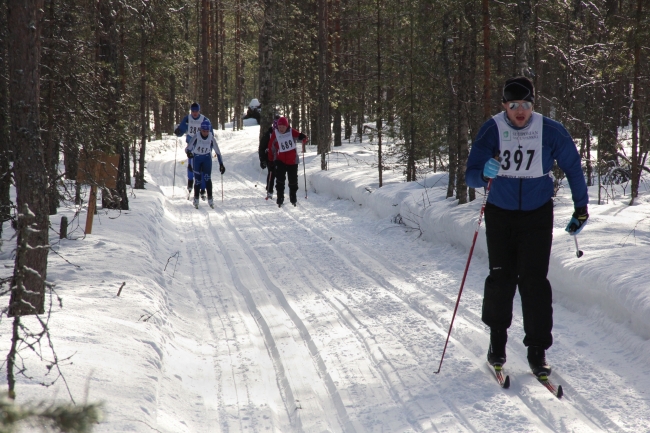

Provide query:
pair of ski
left=490, top=363, right=563, bottom=399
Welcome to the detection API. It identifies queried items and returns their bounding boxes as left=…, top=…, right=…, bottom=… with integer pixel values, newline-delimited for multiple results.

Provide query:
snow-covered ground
left=2, top=121, right=650, bottom=432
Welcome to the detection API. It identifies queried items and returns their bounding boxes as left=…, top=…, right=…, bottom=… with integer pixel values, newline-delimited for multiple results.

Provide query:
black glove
left=186, top=150, right=193, bottom=158
left=565, top=206, right=589, bottom=235
left=260, top=161, right=267, bottom=169
left=174, top=127, right=181, bottom=136
left=219, top=164, right=226, bottom=175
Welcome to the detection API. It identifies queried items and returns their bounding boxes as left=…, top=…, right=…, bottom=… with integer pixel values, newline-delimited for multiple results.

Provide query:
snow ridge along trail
left=141, top=127, right=650, bottom=432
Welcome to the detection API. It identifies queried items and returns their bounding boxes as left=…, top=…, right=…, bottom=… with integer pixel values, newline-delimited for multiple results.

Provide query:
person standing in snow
left=185, top=119, right=225, bottom=209
left=174, top=102, right=213, bottom=200
left=267, top=116, right=308, bottom=207
left=258, top=114, right=280, bottom=200
left=465, top=76, right=589, bottom=377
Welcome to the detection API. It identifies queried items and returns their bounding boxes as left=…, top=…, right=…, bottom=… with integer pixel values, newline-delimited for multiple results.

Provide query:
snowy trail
left=139, top=128, right=650, bottom=432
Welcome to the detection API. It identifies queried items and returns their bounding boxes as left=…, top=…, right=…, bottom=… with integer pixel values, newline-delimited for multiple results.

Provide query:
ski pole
left=255, top=166, right=262, bottom=188
left=221, top=173, right=224, bottom=203
left=303, top=141, right=308, bottom=199
left=435, top=178, right=493, bottom=374
left=573, top=234, right=584, bottom=258
left=173, top=137, right=179, bottom=197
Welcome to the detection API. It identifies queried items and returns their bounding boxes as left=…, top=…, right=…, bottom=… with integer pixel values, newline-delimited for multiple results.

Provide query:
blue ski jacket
left=466, top=113, right=588, bottom=211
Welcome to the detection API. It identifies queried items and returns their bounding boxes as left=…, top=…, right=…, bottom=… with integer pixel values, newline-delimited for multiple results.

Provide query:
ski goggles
left=507, top=101, right=533, bottom=110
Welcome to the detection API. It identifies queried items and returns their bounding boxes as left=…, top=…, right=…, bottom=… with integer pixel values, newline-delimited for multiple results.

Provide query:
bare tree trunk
left=219, top=1, right=226, bottom=130
left=235, top=0, right=243, bottom=131
left=7, top=0, right=48, bottom=317
left=135, top=9, right=148, bottom=189
left=333, top=0, right=342, bottom=147
left=630, top=0, right=643, bottom=204
left=0, top=0, right=10, bottom=239
left=375, top=0, right=382, bottom=186
left=317, top=0, right=330, bottom=169
left=152, top=95, right=162, bottom=140
left=482, top=0, right=491, bottom=120
left=443, top=13, right=456, bottom=199
left=259, top=0, right=274, bottom=137
left=456, top=16, right=469, bottom=204
left=169, top=74, right=176, bottom=131
left=201, top=0, right=211, bottom=120
left=42, top=0, right=59, bottom=216
left=212, top=3, right=219, bottom=127
left=515, top=0, right=532, bottom=77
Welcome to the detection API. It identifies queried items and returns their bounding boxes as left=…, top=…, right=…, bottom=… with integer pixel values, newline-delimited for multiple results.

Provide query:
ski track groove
left=198, top=207, right=303, bottom=433
left=211, top=206, right=357, bottom=433
left=224, top=170, right=609, bottom=432
left=244, top=196, right=559, bottom=430
left=234, top=205, right=539, bottom=432
left=203, top=205, right=350, bottom=433
left=231, top=202, right=467, bottom=432
left=274, top=192, right=622, bottom=432
left=181, top=206, right=242, bottom=432
left=150, top=146, right=642, bottom=432
left=227, top=171, right=495, bottom=431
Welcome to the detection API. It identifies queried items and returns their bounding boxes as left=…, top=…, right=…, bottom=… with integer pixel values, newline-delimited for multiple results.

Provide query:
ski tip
left=503, top=375, right=510, bottom=389
left=557, top=385, right=563, bottom=399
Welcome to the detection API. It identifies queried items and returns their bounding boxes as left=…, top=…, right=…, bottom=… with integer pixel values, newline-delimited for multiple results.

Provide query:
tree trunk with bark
left=7, top=0, right=48, bottom=316
left=135, top=8, right=148, bottom=189
left=515, top=0, right=532, bottom=77
left=630, top=0, right=643, bottom=204
left=317, top=0, right=330, bottom=169
left=375, top=0, right=382, bottom=186
left=482, top=0, right=491, bottom=120
left=0, top=0, right=10, bottom=238
left=201, top=0, right=211, bottom=120
left=259, top=0, right=274, bottom=138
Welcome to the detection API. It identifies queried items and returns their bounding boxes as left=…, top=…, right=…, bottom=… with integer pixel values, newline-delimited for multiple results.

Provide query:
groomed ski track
left=144, top=127, right=650, bottom=432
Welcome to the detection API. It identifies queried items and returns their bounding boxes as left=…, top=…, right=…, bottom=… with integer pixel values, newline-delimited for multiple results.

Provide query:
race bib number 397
left=494, top=112, right=544, bottom=179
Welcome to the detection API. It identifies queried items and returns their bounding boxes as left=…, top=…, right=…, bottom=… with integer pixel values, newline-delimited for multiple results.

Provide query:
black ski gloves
left=260, top=161, right=267, bottom=169
left=565, top=205, right=589, bottom=235
left=219, top=164, right=226, bottom=175
left=186, top=150, right=193, bottom=158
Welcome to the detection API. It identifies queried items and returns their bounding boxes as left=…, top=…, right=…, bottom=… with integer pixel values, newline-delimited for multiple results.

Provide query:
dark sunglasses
left=507, top=101, right=533, bottom=110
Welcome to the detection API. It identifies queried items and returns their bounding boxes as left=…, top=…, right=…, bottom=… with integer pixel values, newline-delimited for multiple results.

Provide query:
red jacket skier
left=267, top=116, right=308, bottom=207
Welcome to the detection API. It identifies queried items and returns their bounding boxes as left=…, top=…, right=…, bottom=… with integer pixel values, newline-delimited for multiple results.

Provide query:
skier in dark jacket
left=466, top=76, right=589, bottom=378
left=258, top=115, right=280, bottom=200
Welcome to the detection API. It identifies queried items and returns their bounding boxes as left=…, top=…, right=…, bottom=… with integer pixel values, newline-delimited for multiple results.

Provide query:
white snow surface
left=2, top=124, right=650, bottom=432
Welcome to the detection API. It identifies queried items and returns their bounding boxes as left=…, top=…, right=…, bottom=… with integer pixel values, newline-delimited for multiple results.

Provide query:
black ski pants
left=274, top=161, right=298, bottom=205
left=482, top=199, right=554, bottom=350
left=266, top=165, right=276, bottom=195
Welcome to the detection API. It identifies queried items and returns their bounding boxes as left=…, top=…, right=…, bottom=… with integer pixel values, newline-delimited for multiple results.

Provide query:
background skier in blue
left=185, top=120, right=225, bottom=209
left=174, top=102, right=213, bottom=199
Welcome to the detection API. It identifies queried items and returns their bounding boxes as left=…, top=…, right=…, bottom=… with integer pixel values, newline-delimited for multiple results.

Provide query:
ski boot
left=187, top=187, right=192, bottom=200
left=487, top=329, right=507, bottom=367
left=208, top=198, right=214, bottom=209
left=291, top=201, right=297, bottom=207
left=266, top=192, right=273, bottom=200
left=193, top=197, right=199, bottom=209
left=200, top=190, right=207, bottom=201
left=528, top=346, right=552, bottom=378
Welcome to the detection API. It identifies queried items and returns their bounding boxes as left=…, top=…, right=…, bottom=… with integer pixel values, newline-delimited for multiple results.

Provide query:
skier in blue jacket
left=174, top=102, right=213, bottom=199
left=466, top=76, right=589, bottom=377
left=185, top=119, right=224, bottom=209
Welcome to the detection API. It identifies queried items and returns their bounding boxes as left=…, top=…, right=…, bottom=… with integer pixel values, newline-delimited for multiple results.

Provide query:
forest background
left=0, top=0, right=647, bottom=420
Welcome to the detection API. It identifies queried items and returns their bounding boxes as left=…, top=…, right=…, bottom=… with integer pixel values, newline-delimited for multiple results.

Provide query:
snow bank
left=306, top=152, right=650, bottom=342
